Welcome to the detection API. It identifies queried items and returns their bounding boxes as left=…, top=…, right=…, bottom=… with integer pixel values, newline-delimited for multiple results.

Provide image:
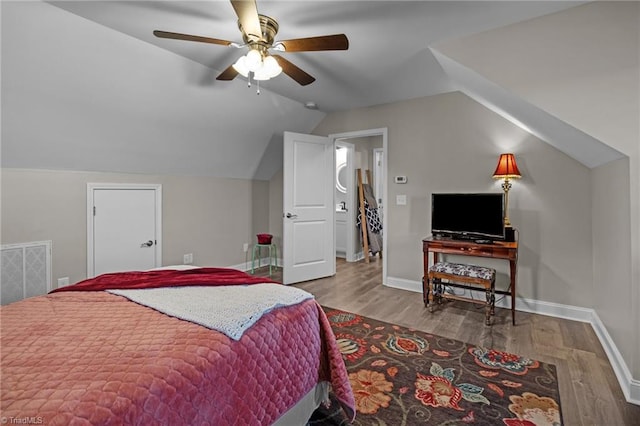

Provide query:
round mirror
left=336, top=162, right=347, bottom=193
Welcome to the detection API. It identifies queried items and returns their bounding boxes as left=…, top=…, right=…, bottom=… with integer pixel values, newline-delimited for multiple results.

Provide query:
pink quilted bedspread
left=1, top=290, right=354, bottom=425
left=49, top=268, right=279, bottom=293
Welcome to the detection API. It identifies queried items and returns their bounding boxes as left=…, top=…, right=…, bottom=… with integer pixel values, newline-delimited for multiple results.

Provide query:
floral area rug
left=308, top=307, right=563, bottom=426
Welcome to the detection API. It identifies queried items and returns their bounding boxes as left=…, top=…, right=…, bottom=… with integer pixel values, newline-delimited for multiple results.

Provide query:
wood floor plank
left=551, top=358, right=583, bottom=426
left=567, top=349, right=627, bottom=426
left=253, top=257, right=640, bottom=425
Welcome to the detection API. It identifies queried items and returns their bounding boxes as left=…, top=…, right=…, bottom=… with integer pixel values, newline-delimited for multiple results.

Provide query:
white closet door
left=89, top=185, right=161, bottom=277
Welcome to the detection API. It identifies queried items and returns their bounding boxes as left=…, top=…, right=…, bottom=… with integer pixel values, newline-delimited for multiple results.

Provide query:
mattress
left=0, top=268, right=354, bottom=425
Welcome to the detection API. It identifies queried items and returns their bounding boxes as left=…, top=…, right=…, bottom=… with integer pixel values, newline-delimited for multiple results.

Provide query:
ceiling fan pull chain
left=257, top=80, right=261, bottom=95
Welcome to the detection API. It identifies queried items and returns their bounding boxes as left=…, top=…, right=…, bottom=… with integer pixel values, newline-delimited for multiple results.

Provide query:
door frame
left=373, top=147, right=384, bottom=211
left=329, top=128, right=388, bottom=285
left=87, top=183, right=162, bottom=277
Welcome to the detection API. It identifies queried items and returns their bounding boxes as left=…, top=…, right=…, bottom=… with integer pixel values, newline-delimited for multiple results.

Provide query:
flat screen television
left=431, top=193, right=505, bottom=241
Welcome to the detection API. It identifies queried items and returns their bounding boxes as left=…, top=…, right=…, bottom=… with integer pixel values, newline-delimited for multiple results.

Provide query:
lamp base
left=504, top=226, right=516, bottom=242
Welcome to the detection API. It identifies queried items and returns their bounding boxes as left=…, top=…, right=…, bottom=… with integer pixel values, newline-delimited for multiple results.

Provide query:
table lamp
left=492, top=153, right=521, bottom=241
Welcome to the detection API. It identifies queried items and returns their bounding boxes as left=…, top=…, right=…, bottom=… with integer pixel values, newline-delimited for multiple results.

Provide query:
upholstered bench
left=424, top=262, right=497, bottom=325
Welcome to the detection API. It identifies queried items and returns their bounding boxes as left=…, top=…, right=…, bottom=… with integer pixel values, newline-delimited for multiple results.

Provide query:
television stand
left=474, top=239, right=493, bottom=244
left=422, top=236, right=518, bottom=325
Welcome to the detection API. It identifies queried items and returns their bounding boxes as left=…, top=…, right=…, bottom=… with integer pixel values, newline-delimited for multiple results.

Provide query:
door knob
left=286, top=213, right=298, bottom=219
left=140, top=240, right=154, bottom=248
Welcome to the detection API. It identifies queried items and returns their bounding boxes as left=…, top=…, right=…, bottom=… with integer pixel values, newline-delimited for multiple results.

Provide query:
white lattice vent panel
left=1, top=241, right=51, bottom=305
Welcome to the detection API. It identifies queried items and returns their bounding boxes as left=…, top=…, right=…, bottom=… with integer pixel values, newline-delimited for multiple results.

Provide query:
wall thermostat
left=394, top=176, right=408, bottom=184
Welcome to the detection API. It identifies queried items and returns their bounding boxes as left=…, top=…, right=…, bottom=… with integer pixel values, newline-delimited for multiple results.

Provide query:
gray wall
left=436, top=1, right=639, bottom=380
left=592, top=158, right=633, bottom=374
left=1, top=169, right=257, bottom=286
left=310, top=91, right=594, bottom=307
left=1, top=1, right=324, bottom=180
left=267, top=169, right=284, bottom=252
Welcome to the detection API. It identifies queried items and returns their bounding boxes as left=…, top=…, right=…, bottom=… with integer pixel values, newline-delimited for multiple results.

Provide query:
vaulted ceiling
left=1, top=1, right=627, bottom=179
left=48, top=0, right=583, bottom=112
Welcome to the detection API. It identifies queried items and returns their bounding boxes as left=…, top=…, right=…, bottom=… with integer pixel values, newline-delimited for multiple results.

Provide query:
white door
left=88, top=184, right=162, bottom=277
left=283, top=132, right=335, bottom=285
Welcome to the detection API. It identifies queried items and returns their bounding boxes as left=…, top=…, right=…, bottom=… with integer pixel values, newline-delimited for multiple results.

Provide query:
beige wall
left=267, top=169, right=284, bottom=251
left=347, top=136, right=383, bottom=173
left=251, top=179, right=271, bottom=240
left=592, top=158, right=633, bottom=371
left=435, top=1, right=639, bottom=381
left=1, top=169, right=256, bottom=287
left=307, top=91, right=594, bottom=307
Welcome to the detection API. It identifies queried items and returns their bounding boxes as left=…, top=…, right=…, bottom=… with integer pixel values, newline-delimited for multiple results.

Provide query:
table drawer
left=423, top=241, right=515, bottom=259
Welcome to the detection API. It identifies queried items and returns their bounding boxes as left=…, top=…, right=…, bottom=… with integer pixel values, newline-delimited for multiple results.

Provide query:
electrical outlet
left=183, top=253, right=193, bottom=264
left=243, top=243, right=249, bottom=252
left=57, top=277, right=69, bottom=287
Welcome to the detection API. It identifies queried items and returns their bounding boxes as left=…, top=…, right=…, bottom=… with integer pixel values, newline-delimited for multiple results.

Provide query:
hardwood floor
left=256, top=258, right=640, bottom=426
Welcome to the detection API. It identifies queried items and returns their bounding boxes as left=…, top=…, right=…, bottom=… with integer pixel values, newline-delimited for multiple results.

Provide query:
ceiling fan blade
left=272, top=55, right=315, bottom=86
left=278, top=34, right=349, bottom=52
left=231, top=0, right=263, bottom=42
left=153, top=30, right=232, bottom=46
left=216, top=64, right=239, bottom=81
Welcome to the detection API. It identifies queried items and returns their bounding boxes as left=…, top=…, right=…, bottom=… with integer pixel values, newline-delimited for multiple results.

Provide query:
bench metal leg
left=485, top=288, right=492, bottom=325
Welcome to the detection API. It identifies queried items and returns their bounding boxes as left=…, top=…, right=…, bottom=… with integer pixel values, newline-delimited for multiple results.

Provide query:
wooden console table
left=422, top=236, right=518, bottom=325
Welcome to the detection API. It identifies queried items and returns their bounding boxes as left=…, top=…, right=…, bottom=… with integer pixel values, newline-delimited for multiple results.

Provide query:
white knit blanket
left=107, top=284, right=314, bottom=340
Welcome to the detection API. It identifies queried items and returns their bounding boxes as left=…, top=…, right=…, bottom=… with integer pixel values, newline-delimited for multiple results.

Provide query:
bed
left=0, top=266, right=355, bottom=425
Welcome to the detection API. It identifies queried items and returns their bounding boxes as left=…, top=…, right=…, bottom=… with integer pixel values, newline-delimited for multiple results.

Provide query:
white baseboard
left=589, top=311, right=640, bottom=405
left=631, top=379, right=640, bottom=404
left=353, top=251, right=365, bottom=262
left=229, top=256, right=280, bottom=273
left=385, top=276, right=640, bottom=406
left=385, top=276, right=422, bottom=293
left=229, top=261, right=250, bottom=272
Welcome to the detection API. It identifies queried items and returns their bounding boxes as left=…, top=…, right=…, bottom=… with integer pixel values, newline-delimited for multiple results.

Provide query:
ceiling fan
left=153, top=0, right=349, bottom=86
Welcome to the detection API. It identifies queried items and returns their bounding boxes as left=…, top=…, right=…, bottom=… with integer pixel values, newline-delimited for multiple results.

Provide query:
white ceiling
left=48, top=1, right=584, bottom=112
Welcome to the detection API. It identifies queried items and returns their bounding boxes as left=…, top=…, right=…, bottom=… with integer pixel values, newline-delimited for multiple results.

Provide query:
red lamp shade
left=492, top=153, right=521, bottom=179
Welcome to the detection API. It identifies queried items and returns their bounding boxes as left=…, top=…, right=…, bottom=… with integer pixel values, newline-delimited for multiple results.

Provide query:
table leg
left=269, top=245, right=274, bottom=276
left=422, top=276, right=429, bottom=307
left=251, top=245, right=257, bottom=274
left=273, top=245, right=278, bottom=271
left=510, top=259, right=517, bottom=325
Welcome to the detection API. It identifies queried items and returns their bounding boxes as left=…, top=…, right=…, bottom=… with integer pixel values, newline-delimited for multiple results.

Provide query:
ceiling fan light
left=253, top=69, right=271, bottom=81
left=232, top=56, right=250, bottom=77
left=245, top=49, right=262, bottom=72
left=262, top=56, right=282, bottom=78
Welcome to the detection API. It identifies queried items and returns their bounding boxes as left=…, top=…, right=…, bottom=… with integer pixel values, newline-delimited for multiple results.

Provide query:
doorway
left=87, top=183, right=162, bottom=277
left=330, top=128, right=388, bottom=285
left=335, top=141, right=355, bottom=261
